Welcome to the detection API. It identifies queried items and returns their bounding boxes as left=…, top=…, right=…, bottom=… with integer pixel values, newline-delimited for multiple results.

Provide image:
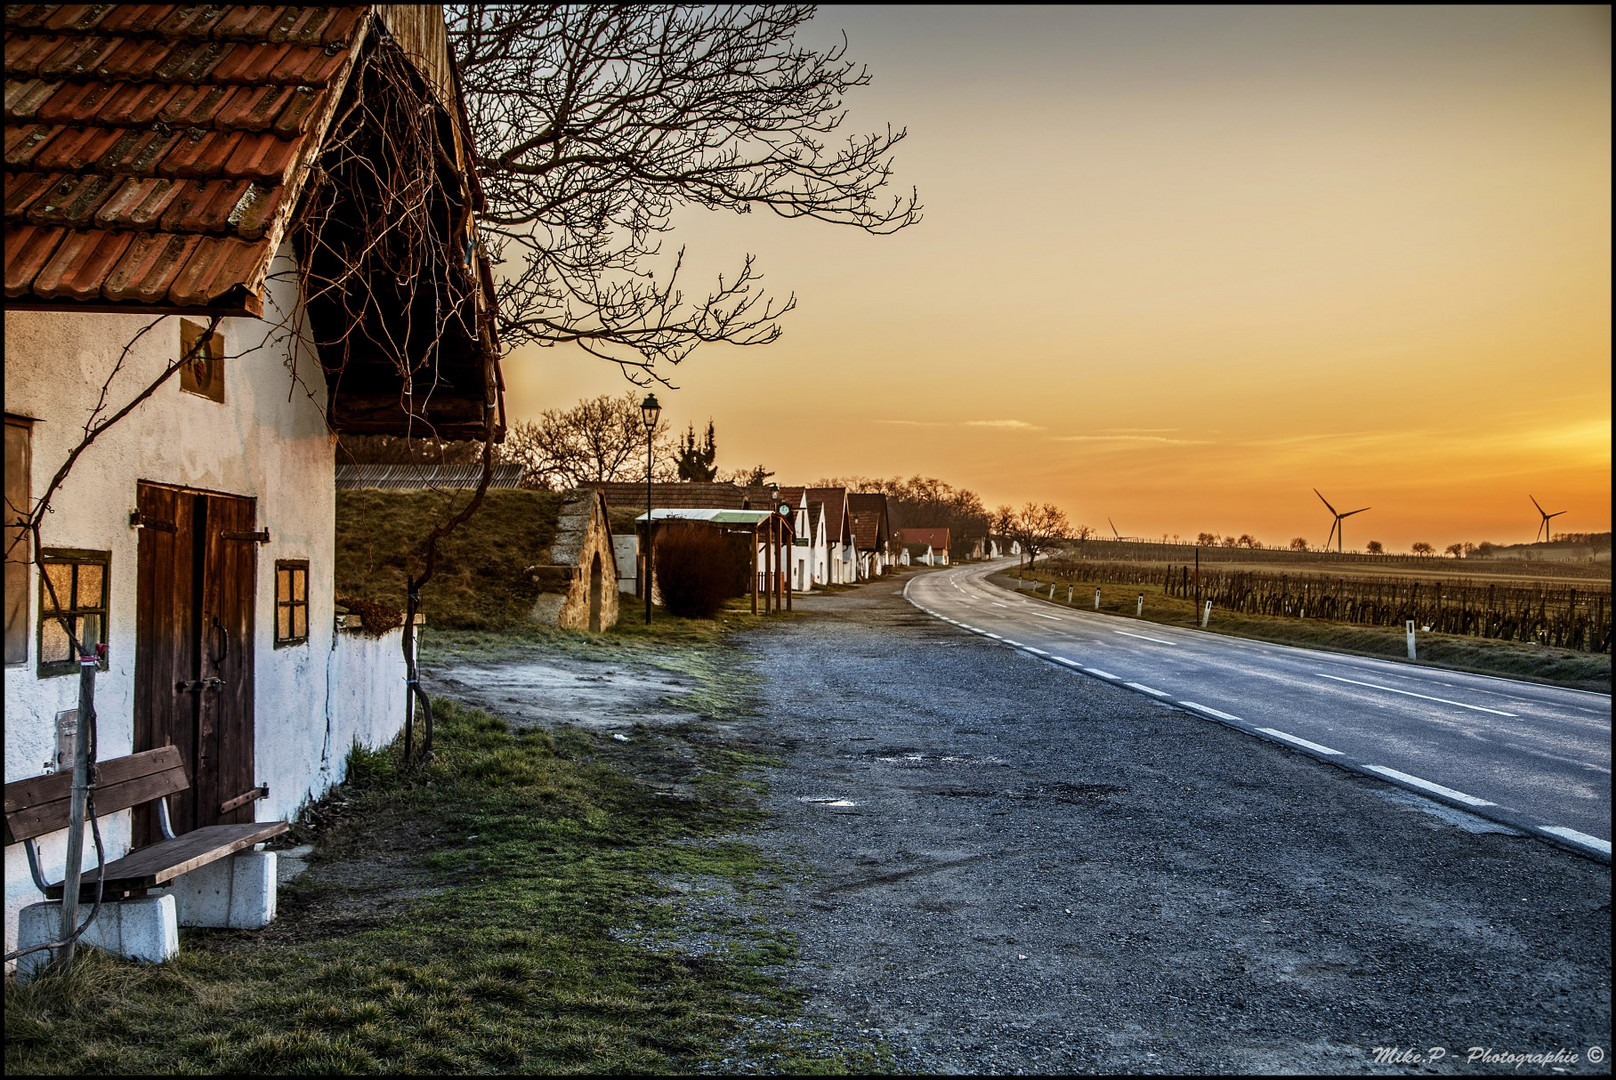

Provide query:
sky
left=499, top=4, right=1611, bottom=553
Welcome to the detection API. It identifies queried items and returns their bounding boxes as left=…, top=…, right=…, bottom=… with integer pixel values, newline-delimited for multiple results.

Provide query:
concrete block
left=15, top=895, right=179, bottom=981
left=161, top=850, right=278, bottom=929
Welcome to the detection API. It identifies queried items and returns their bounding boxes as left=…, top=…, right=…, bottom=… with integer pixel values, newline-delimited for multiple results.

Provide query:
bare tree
left=1289, top=536, right=1308, bottom=551
left=1411, top=541, right=1436, bottom=557
left=1010, top=502, right=1069, bottom=572
left=1445, top=543, right=1464, bottom=558
left=1366, top=540, right=1384, bottom=555
left=446, top=5, right=922, bottom=381
left=498, top=392, right=675, bottom=488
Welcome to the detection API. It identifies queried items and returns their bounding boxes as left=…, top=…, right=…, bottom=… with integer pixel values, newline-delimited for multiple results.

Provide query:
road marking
left=1114, top=630, right=1176, bottom=645
left=1087, top=668, right=1119, bottom=680
left=1052, top=657, right=1083, bottom=668
left=984, top=633, right=1002, bottom=639
left=1314, top=673, right=1518, bottom=717
left=1179, top=701, right=1243, bottom=723
left=1538, top=826, right=1612, bottom=857
left=1023, top=646, right=1048, bottom=655
left=1363, top=765, right=1495, bottom=807
left=1029, top=612, right=1063, bottom=621
left=1256, top=727, right=1343, bottom=756
left=1125, top=682, right=1169, bottom=697
left=991, top=602, right=1009, bottom=608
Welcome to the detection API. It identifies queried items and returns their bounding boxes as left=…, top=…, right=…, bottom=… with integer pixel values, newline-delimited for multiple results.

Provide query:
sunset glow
left=501, top=5, right=1611, bottom=552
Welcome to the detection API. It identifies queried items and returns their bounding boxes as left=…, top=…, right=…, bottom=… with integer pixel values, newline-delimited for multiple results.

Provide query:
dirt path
left=733, top=576, right=1610, bottom=1074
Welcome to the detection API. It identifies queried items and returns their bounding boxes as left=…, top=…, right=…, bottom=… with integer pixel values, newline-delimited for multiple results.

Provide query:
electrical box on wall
left=53, top=708, right=77, bottom=772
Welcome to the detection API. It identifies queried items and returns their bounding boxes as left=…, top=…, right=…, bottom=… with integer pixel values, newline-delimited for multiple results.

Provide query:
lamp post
left=641, top=393, right=661, bottom=624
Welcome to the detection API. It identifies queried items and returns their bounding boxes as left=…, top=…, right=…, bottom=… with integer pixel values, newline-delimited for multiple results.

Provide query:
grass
left=997, top=568, right=1611, bottom=693
left=5, top=615, right=882, bottom=1075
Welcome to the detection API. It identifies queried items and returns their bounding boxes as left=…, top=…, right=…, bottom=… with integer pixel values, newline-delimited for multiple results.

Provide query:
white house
left=3, top=4, right=502, bottom=964
left=847, top=492, right=894, bottom=580
left=807, top=487, right=856, bottom=584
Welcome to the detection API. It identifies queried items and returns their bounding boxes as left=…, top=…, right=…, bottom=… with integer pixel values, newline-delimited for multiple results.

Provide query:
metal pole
left=645, top=437, right=652, bottom=625
left=58, top=654, right=96, bottom=967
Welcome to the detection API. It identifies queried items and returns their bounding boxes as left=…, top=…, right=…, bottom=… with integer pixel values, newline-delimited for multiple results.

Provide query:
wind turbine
left=1529, top=495, right=1566, bottom=543
left=1108, top=517, right=1122, bottom=541
left=1314, top=489, right=1369, bottom=553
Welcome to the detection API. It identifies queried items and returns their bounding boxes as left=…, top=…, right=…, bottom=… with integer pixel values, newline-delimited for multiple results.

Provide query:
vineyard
left=1038, top=557, right=1612, bottom=654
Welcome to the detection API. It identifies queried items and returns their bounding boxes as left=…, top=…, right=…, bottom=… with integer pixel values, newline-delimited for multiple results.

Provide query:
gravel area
left=732, top=575, right=1611, bottom=1074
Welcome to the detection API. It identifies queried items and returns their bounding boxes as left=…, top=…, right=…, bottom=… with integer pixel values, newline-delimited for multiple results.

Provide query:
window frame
left=274, top=559, right=310, bottom=648
left=5, top=414, right=34, bottom=666
left=36, top=547, right=110, bottom=678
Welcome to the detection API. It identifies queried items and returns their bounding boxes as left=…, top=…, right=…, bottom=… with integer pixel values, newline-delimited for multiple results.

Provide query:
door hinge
left=222, top=529, right=270, bottom=543
left=129, top=510, right=176, bottom=532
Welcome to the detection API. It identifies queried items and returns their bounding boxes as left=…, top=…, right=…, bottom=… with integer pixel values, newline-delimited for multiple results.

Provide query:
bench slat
left=43, top=821, right=290, bottom=900
left=5, top=747, right=188, bottom=843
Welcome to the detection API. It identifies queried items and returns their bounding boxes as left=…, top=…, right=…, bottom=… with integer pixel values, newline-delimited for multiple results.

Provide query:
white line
left=1003, top=640, right=1023, bottom=647
left=1179, top=701, right=1244, bottom=723
left=1052, top=657, right=1083, bottom=668
left=1256, top=727, right=1343, bottom=756
left=1087, top=668, right=1119, bottom=680
left=983, top=633, right=1002, bottom=640
left=1023, top=646, right=1048, bottom=655
left=1315, top=673, right=1518, bottom=717
left=990, top=602, right=1009, bottom=608
left=1114, top=630, right=1176, bottom=645
left=1029, top=612, right=1063, bottom=621
left=1538, top=826, right=1612, bottom=857
left=1125, top=682, right=1169, bottom=697
left=1363, top=765, right=1495, bottom=807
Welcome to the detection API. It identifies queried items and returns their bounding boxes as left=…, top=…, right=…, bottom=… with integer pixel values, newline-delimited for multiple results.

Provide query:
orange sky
left=500, top=5, right=1611, bottom=552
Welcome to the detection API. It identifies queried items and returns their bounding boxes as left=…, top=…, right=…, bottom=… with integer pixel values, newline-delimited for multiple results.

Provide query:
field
left=999, top=547, right=1611, bottom=692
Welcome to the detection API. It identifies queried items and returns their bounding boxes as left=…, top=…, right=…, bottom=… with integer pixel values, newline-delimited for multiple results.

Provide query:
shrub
left=654, top=522, right=741, bottom=618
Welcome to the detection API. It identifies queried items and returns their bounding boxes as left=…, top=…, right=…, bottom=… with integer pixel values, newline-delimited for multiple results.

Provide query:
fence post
left=1137, top=593, right=1144, bottom=617
left=1049, top=583, right=1055, bottom=599
left=1406, top=619, right=1417, bottom=660
left=1067, top=585, right=1073, bottom=604
left=1201, top=600, right=1212, bottom=627
left=1094, top=588, right=1101, bottom=610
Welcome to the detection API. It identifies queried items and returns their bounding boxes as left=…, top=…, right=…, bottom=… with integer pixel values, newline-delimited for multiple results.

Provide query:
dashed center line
left=1114, top=630, right=1176, bottom=645
left=1029, top=612, right=1063, bottom=621
left=1125, top=682, right=1169, bottom=697
left=1315, top=673, right=1518, bottom=717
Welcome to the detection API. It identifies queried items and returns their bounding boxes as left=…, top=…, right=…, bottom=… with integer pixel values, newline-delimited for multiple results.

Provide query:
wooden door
left=134, top=483, right=258, bottom=843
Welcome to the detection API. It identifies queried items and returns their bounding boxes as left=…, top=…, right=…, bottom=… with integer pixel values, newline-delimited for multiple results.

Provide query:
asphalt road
left=906, top=560, right=1612, bottom=862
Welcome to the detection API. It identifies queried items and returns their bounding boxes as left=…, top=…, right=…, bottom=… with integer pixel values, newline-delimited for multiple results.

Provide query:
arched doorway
left=588, top=553, right=603, bottom=632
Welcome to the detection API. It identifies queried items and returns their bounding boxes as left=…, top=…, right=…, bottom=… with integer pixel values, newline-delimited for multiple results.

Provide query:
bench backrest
left=4, top=746, right=189, bottom=845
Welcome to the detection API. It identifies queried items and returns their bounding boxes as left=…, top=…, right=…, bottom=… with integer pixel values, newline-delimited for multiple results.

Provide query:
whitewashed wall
left=2, top=243, right=407, bottom=963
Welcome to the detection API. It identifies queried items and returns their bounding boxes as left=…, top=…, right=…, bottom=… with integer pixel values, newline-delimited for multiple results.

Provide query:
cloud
left=1052, top=433, right=1207, bottom=445
left=964, top=419, right=1044, bottom=430
left=877, top=419, right=949, bottom=427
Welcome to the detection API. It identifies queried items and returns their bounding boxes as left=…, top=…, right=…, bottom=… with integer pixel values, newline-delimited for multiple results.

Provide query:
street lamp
left=641, top=393, right=661, bottom=624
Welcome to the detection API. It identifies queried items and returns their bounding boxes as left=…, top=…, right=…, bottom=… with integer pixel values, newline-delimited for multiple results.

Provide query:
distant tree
left=991, top=504, right=1015, bottom=542
left=1221, top=535, right=1238, bottom=548
left=1289, top=537, right=1308, bottom=551
left=1071, top=524, right=1094, bottom=543
left=816, top=474, right=990, bottom=555
left=1010, top=502, right=1069, bottom=571
left=675, top=420, right=719, bottom=481
left=1411, top=541, right=1436, bottom=557
left=1196, top=532, right=1218, bottom=546
left=1474, top=540, right=1496, bottom=557
left=337, top=434, right=486, bottom=467
left=1366, top=540, right=1384, bottom=555
left=1445, top=543, right=1464, bottom=558
left=498, top=392, right=674, bottom=489
left=1237, top=533, right=1260, bottom=548
left=723, top=464, right=775, bottom=487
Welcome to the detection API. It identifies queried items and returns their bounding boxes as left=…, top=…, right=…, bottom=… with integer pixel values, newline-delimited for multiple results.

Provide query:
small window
left=37, top=549, right=109, bottom=677
left=179, top=319, right=225, bottom=402
left=5, top=416, right=34, bottom=665
left=275, top=560, right=309, bottom=646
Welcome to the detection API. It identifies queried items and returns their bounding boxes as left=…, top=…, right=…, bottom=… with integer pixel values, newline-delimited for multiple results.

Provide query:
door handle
left=208, top=615, right=228, bottom=666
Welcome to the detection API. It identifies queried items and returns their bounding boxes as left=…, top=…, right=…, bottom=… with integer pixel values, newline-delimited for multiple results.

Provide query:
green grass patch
left=6, top=682, right=877, bottom=1074
left=996, top=569, right=1611, bottom=693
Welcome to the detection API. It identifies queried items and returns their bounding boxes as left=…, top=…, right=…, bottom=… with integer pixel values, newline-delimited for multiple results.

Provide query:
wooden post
left=58, top=654, right=97, bottom=968
left=751, top=522, right=759, bottom=615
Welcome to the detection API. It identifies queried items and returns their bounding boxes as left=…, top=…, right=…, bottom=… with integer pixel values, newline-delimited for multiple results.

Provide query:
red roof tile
left=4, top=5, right=370, bottom=311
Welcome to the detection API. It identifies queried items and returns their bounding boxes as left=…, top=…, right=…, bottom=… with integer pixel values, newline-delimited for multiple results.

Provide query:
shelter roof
left=636, top=508, right=776, bottom=526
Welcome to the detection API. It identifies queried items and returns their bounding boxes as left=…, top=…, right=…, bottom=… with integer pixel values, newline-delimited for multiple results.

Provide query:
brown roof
left=4, top=4, right=372, bottom=313
left=806, top=487, right=850, bottom=542
left=846, top=492, right=891, bottom=552
left=896, top=527, right=950, bottom=551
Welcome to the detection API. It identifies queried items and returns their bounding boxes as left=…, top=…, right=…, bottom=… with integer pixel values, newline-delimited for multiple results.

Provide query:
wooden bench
left=4, top=746, right=287, bottom=902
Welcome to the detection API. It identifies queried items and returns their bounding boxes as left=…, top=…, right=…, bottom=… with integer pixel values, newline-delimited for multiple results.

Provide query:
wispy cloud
left=1052, top=433, right=1207, bottom=445
left=878, top=419, right=949, bottom=427
left=964, top=419, right=1044, bottom=430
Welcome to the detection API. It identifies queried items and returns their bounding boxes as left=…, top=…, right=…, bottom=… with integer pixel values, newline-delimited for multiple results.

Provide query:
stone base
left=14, top=895, right=178, bottom=981
left=157, top=850, right=278, bottom=929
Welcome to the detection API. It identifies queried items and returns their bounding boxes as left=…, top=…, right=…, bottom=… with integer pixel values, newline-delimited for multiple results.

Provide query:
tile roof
left=4, top=4, right=370, bottom=312
left=805, top=486, right=850, bottom=541
left=896, top=527, right=951, bottom=551
left=596, top=481, right=750, bottom=512
left=846, top=492, right=891, bottom=552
